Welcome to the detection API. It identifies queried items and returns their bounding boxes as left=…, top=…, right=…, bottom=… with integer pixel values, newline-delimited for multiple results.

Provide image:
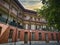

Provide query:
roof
left=14, top=0, right=24, bottom=10
left=24, top=9, right=37, bottom=14
left=14, top=0, right=37, bottom=14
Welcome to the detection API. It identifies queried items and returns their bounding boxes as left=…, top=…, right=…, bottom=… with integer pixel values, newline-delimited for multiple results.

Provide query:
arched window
left=18, top=31, right=20, bottom=41
left=8, top=29, right=13, bottom=42
left=9, top=29, right=13, bottom=39
left=45, top=33, right=48, bottom=41
left=32, top=32, right=35, bottom=41
left=24, top=32, right=28, bottom=43
left=56, top=33, right=58, bottom=40
left=39, top=33, right=42, bottom=40
left=51, top=33, right=54, bottom=40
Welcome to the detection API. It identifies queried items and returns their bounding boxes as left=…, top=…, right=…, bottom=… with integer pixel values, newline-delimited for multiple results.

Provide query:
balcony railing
left=11, top=8, right=17, bottom=15
left=0, top=1, right=18, bottom=16
left=23, top=18, right=30, bottom=21
left=9, top=21, right=23, bottom=29
left=0, top=17, right=7, bottom=23
left=0, top=16, right=23, bottom=29
left=0, top=1, right=9, bottom=9
left=18, top=15, right=22, bottom=19
left=9, top=21, right=17, bottom=27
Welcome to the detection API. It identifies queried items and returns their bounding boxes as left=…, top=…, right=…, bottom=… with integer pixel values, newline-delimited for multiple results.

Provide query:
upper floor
left=0, top=0, right=58, bottom=31
left=0, top=0, right=47, bottom=23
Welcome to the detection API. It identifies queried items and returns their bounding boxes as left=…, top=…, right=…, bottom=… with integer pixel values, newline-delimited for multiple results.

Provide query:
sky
left=18, top=0, right=43, bottom=10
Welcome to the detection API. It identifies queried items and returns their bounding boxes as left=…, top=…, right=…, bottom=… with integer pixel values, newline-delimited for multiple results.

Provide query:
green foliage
left=38, top=0, right=60, bottom=31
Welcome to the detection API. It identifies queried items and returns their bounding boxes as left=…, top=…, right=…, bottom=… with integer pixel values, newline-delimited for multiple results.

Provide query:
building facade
left=0, top=0, right=60, bottom=44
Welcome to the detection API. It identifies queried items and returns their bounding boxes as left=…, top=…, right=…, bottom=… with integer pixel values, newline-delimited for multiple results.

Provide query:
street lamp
left=30, top=30, right=31, bottom=45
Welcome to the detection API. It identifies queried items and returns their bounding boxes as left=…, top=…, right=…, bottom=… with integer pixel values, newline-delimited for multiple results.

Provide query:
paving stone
left=0, top=41, right=60, bottom=45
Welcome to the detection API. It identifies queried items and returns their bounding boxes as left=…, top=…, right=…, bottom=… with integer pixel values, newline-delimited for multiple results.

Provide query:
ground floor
left=0, top=41, right=60, bottom=45
left=0, top=23, right=60, bottom=44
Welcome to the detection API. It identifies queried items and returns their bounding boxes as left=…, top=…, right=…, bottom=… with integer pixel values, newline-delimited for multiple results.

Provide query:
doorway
left=24, top=32, right=28, bottom=43
left=45, top=33, right=49, bottom=43
left=8, top=29, right=13, bottom=42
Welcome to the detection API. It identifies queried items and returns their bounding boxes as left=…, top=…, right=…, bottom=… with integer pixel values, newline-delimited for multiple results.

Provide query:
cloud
left=25, top=3, right=43, bottom=10
left=18, top=0, right=43, bottom=10
left=20, top=0, right=41, bottom=1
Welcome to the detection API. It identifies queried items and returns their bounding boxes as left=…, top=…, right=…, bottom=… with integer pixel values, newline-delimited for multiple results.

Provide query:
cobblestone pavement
left=0, top=41, right=60, bottom=45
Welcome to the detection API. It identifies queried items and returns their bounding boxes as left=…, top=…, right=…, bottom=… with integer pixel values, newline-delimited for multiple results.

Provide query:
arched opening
left=45, top=33, right=49, bottom=43
left=8, top=29, right=13, bottom=42
left=51, top=33, right=54, bottom=40
left=31, top=32, right=35, bottom=41
left=24, top=32, right=28, bottom=43
left=39, top=33, right=42, bottom=40
left=17, top=31, right=20, bottom=41
left=56, top=33, right=59, bottom=42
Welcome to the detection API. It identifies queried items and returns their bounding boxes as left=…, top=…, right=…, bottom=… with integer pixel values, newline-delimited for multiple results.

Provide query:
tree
left=38, top=0, right=60, bottom=31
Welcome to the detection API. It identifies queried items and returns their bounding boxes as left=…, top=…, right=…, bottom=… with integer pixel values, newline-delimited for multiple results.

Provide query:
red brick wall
left=0, top=23, right=9, bottom=43
left=0, top=23, right=60, bottom=44
left=58, top=32, right=60, bottom=40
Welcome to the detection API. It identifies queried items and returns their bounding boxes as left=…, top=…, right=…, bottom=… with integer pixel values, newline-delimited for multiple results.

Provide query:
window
left=12, top=7, right=17, bottom=15
left=18, top=31, right=20, bottom=39
left=36, top=18, right=38, bottom=21
left=39, top=33, right=42, bottom=40
left=56, top=33, right=58, bottom=40
left=9, top=29, right=13, bottom=39
left=18, top=31, right=20, bottom=41
left=45, top=33, right=48, bottom=41
left=3, top=2, right=9, bottom=9
left=0, top=27, right=2, bottom=34
left=38, top=18, right=40, bottom=21
left=0, top=13, right=2, bottom=17
left=32, top=32, right=35, bottom=41
left=43, top=25, right=46, bottom=29
left=25, top=16, right=30, bottom=20
left=30, top=17, right=32, bottom=20
left=2, top=14, right=7, bottom=19
left=24, top=32, right=28, bottom=43
left=36, top=25, right=40, bottom=30
left=39, top=25, right=42, bottom=30
left=25, top=24, right=28, bottom=29
left=28, top=24, right=31, bottom=29
left=36, top=25, right=37, bottom=30
left=0, top=13, right=8, bottom=23
left=31, top=25, right=35, bottom=30
left=40, top=18, right=46, bottom=22
left=1, top=0, right=9, bottom=9
left=8, top=16, right=13, bottom=22
left=51, top=33, right=54, bottom=40
left=42, top=25, right=46, bottom=31
left=32, top=17, right=35, bottom=21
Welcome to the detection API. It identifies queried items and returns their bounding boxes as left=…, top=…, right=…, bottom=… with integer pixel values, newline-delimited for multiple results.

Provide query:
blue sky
left=18, top=0, right=43, bottom=10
